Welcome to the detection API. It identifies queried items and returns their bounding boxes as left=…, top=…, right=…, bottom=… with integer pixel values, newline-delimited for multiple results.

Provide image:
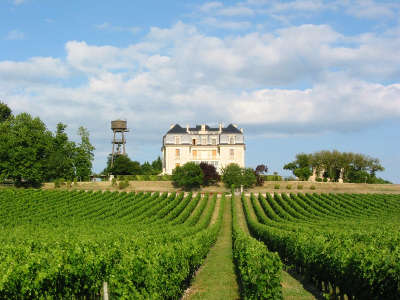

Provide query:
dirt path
left=183, top=196, right=240, bottom=300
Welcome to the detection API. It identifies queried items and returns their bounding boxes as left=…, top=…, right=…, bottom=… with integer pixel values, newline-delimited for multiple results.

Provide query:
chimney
left=219, top=123, right=222, bottom=133
left=186, top=124, right=189, bottom=133
left=201, top=124, right=206, bottom=132
left=240, top=128, right=243, bottom=133
left=170, top=124, right=174, bottom=129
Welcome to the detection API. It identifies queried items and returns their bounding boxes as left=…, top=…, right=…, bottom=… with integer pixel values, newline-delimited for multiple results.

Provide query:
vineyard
left=0, top=189, right=399, bottom=299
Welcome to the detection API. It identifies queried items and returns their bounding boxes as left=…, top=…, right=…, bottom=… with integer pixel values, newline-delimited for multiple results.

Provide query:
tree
left=255, top=164, right=268, bottom=186
left=172, top=162, right=203, bottom=190
left=74, top=126, right=95, bottom=181
left=283, top=153, right=312, bottom=181
left=104, top=154, right=141, bottom=175
left=199, top=162, right=220, bottom=186
left=0, top=102, right=12, bottom=122
left=0, top=113, right=53, bottom=187
left=242, top=168, right=257, bottom=188
left=46, top=123, right=76, bottom=181
left=221, top=163, right=243, bottom=188
left=151, top=157, right=163, bottom=174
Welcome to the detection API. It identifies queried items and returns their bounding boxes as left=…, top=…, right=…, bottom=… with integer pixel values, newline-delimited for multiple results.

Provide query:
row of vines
left=243, top=192, right=400, bottom=299
left=0, top=189, right=224, bottom=299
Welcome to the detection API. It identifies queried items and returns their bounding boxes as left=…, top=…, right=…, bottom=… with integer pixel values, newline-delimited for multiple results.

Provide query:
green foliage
left=310, top=185, right=316, bottom=190
left=286, top=184, right=292, bottom=190
left=244, top=192, right=400, bottom=300
left=0, top=102, right=12, bottom=122
left=0, top=189, right=225, bottom=299
left=111, top=177, right=117, bottom=187
left=74, top=126, right=95, bottom=181
left=106, top=154, right=141, bottom=175
left=316, top=177, right=323, bottom=182
left=222, top=163, right=243, bottom=188
left=232, top=193, right=283, bottom=299
left=297, top=184, right=303, bottom=190
left=274, top=184, right=280, bottom=190
left=0, top=113, right=53, bottom=187
left=118, top=179, right=130, bottom=190
left=222, top=164, right=257, bottom=189
left=172, top=162, right=203, bottom=190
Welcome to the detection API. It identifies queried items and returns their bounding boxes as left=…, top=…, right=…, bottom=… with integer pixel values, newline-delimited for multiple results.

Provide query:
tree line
left=283, top=150, right=389, bottom=183
left=0, top=102, right=95, bottom=187
left=101, top=154, right=162, bottom=176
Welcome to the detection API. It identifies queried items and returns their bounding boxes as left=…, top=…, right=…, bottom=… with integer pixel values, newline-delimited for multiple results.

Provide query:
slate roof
left=167, top=124, right=242, bottom=134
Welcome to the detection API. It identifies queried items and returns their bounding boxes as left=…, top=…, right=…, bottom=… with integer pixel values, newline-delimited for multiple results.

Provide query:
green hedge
left=262, top=175, right=283, bottom=181
left=231, top=192, right=282, bottom=299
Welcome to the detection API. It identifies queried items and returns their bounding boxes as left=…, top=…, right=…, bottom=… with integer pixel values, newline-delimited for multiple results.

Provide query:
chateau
left=162, top=123, right=245, bottom=174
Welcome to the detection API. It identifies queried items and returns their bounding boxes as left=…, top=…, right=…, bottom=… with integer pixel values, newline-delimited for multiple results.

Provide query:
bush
left=66, top=180, right=72, bottom=188
left=286, top=184, right=292, bottom=190
left=274, top=184, right=280, bottom=190
left=222, top=164, right=243, bottom=188
left=73, top=178, right=78, bottom=186
left=297, top=184, right=303, bottom=190
left=310, top=185, right=316, bottom=190
left=54, top=178, right=65, bottom=188
left=316, top=177, right=323, bottom=182
left=323, top=178, right=328, bottom=182
left=172, top=162, right=203, bottom=190
left=111, top=177, right=117, bottom=187
left=199, top=162, right=220, bottom=186
left=119, top=179, right=130, bottom=190
left=222, top=164, right=257, bottom=189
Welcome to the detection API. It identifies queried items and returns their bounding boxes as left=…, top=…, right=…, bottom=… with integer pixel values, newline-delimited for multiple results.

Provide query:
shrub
left=310, top=185, right=316, bottom=190
left=199, top=162, right=220, bottom=186
left=297, top=184, right=303, bottom=190
left=172, top=162, right=203, bottom=190
left=111, top=177, right=117, bottom=187
left=323, top=178, right=328, bottom=182
left=73, top=178, right=78, bottom=186
left=316, top=177, right=323, bottom=182
left=274, top=184, right=280, bottom=189
left=66, top=180, right=72, bottom=188
left=222, top=163, right=243, bottom=188
left=286, top=184, right=292, bottom=190
left=222, top=164, right=257, bottom=189
left=119, top=179, right=130, bottom=190
left=54, top=178, right=65, bottom=188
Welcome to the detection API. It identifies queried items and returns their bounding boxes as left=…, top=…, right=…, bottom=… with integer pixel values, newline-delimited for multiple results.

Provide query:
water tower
left=111, top=120, right=128, bottom=167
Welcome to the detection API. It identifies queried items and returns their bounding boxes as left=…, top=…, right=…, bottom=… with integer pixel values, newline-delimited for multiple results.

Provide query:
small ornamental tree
left=255, top=164, right=268, bottom=186
left=222, top=163, right=243, bottom=188
left=199, top=162, right=220, bottom=186
left=242, top=168, right=257, bottom=188
left=172, top=162, right=203, bottom=190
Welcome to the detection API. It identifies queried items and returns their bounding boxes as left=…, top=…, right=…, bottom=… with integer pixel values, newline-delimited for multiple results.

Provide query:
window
left=175, top=136, right=180, bottom=144
left=230, top=149, right=234, bottom=160
left=211, top=138, right=217, bottom=145
left=201, top=137, right=207, bottom=145
left=193, top=150, right=197, bottom=159
left=229, top=136, right=235, bottom=144
left=212, top=150, right=216, bottom=159
left=192, top=138, right=196, bottom=145
left=175, top=149, right=180, bottom=159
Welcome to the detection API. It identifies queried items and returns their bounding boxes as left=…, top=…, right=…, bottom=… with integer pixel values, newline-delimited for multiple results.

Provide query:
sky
left=1, top=0, right=399, bottom=182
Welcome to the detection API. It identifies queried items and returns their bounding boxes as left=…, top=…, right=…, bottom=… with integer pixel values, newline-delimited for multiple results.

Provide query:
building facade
left=162, top=123, right=245, bottom=174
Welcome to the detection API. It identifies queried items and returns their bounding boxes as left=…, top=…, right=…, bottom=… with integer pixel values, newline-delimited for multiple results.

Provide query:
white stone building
left=162, top=123, right=245, bottom=174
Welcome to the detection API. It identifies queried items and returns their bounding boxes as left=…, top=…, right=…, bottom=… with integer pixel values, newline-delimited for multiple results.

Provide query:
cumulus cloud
left=1, top=21, right=400, bottom=170
left=95, top=22, right=140, bottom=34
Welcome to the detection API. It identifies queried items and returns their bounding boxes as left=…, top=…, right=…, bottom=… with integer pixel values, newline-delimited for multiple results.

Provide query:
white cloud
left=5, top=29, right=25, bottom=40
left=202, top=17, right=252, bottom=30
left=1, top=22, right=400, bottom=171
left=13, top=0, right=26, bottom=5
left=217, top=6, right=255, bottom=16
left=95, top=22, right=140, bottom=34
left=199, top=2, right=223, bottom=12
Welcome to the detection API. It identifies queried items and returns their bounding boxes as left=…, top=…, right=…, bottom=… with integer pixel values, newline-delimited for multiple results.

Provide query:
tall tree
left=0, top=102, right=12, bottom=122
left=0, top=113, right=53, bottom=187
left=74, top=126, right=95, bottom=181
left=151, top=156, right=163, bottom=174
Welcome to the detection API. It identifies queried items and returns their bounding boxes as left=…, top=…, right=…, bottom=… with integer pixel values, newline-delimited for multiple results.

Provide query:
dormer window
left=175, top=136, right=180, bottom=144
left=229, top=136, right=235, bottom=144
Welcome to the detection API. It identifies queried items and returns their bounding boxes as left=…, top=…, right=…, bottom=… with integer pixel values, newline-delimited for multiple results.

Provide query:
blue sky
left=1, top=0, right=399, bottom=182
